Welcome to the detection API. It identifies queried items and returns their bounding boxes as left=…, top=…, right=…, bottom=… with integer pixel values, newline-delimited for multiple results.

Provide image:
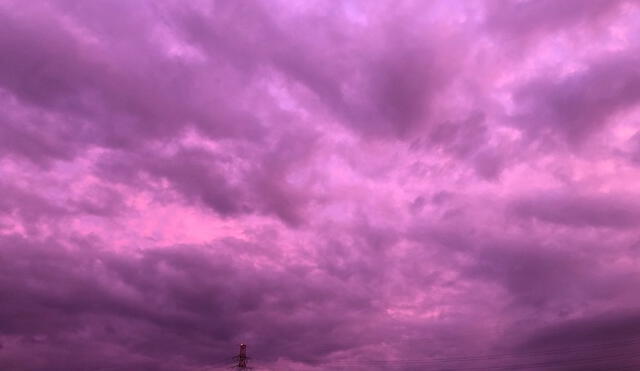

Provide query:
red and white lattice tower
left=233, top=343, right=249, bottom=369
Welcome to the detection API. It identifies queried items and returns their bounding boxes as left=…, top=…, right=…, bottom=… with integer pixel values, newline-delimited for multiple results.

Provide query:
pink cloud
left=2, top=1, right=640, bottom=370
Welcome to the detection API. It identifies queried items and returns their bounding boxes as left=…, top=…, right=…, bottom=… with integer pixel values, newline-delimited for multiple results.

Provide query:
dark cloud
left=510, top=192, right=640, bottom=228
left=524, top=310, right=640, bottom=349
left=1, top=0, right=640, bottom=370
left=624, top=130, right=640, bottom=166
left=486, top=0, right=628, bottom=41
left=513, top=53, right=640, bottom=146
left=515, top=310, right=640, bottom=370
left=0, top=234, right=387, bottom=370
left=472, top=147, right=506, bottom=180
left=467, top=241, right=594, bottom=310
left=97, top=132, right=316, bottom=225
left=0, top=1, right=265, bottom=159
left=0, top=93, right=80, bottom=167
left=177, top=1, right=461, bottom=140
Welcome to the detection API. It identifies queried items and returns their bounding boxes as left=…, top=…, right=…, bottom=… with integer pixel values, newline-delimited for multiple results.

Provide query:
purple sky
left=2, top=1, right=640, bottom=370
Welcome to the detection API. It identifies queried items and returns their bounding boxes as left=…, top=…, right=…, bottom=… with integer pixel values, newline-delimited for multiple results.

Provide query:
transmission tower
left=232, top=343, right=250, bottom=369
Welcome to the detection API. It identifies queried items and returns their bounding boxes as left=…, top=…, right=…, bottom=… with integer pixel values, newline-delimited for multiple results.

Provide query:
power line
left=299, top=335, right=640, bottom=366
left=319, top=350, right=640, bottom=370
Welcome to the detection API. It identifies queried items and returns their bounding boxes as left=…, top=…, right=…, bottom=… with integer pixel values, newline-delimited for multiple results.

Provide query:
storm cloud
left=2, top=1, right=640, bottom=370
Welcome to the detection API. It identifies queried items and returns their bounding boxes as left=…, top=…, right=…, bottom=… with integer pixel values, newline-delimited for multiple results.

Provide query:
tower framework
left=233, top=343, right=249, bottom=369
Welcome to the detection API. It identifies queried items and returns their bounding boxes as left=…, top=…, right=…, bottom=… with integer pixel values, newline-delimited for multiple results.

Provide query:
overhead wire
left=288, top=335, right=640, bottom=369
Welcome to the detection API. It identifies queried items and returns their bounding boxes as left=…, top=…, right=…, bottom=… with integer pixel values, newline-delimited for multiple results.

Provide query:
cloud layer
left=2, top=1, right=640, bottom=370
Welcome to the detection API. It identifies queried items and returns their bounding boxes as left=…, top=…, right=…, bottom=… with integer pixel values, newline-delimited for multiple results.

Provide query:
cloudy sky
left=2, top=0, right=640, bottom=370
